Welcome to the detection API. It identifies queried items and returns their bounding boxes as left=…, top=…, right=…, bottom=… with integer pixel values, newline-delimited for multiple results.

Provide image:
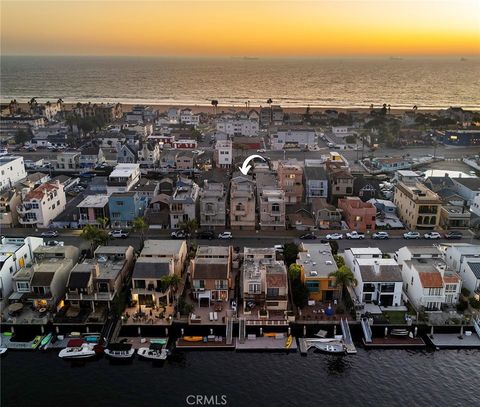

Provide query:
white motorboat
left=137, top=345, right=168, bottom=361
left=105, top=343, right=135, bottom=359
left=0, top=346, right=7, bottom=356
left=58, top=340, right=96, bottom=360
left=313, top=342, right=345, bottom=354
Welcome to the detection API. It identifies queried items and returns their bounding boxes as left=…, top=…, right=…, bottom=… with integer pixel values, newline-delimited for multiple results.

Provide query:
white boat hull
left=137, top=347, right=168, bottom=361
left=313, top=343, right=345, bottom=354
left=59, top=345, right=96, bottom=359
left=0, top=347, right=7, bottom=355
left=105, top=348, right=135, bottom=359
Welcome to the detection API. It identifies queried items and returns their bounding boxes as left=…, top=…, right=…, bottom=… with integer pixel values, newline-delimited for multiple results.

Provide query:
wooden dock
left=115, top=337, right=169, bottom=350
left=427, top=333, right=480, bottom=349
left=176, top=337, right=236, bottom=350
left=363, top=336, right=426, bottom=349
left=235, top=336, right=297, bottom=352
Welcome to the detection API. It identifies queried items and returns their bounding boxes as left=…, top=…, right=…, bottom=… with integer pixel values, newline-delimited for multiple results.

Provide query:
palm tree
left=211, top=100, right=218, bottom=115
left=160, top=274, right=182, bottom=304
left=96, top=216, right=109, bottom=229
left=80, top=224, right=108, bottom=255
left=178, top=219, right=198, bottom=236
left=133, top=216, right=149, bottom=247
left=328, top=265, right=357, bottom=303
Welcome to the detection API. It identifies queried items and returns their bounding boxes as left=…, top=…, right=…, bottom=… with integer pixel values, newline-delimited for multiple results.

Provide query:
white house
left=0, top=236, right=44, bottom=312
left=180, top=109, right=200, bottom=127
left=216, top=118, right=259, bottom=137
left=270, top=126, right=316, bottom=150
left=444, top=244, right=480, bottom=298
left=331, top=126, right=358, bottom=139
left=17, top=181, right=67, bottom=228
left=214, top=140, right=233, bottom=168
left=106, top=163, right=141, bottom=194
left=0, top=156, right=27, bottom=191
left=471, top=194, right=480, bottom=217
left=169, top=180, right=199, bottom=229
left=395, top=246, right=462, bottom=311
left=451, top=177, right=480, bottom=207
left=344, top=248, right=403, bottom=307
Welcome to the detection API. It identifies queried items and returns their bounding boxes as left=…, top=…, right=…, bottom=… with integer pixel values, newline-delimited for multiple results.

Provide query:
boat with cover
left=313, top=342, right=345, bottom=354
left=390, top=329, right=409, bottom=337
left=137, top=343, right=168, bottom=361
left=104, top=343, right=135, bottom=359
left=58, top=339, right=96, bottom=359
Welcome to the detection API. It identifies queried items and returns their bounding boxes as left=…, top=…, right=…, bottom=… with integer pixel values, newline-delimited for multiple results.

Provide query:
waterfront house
left=395, top=246, right=461, bottom=311
left=77, top=194, right=110, bottom=227
left=0, top=236, right=43, bottom=312
left=169, top=179, right=199, bottom=229
left=344, top=248, right=403, bottom=307
left=298, top=243, right=340, bottom=302
left=394, top=182, right=442, bottom=230
left=17, top=181, right=66, bottom=228
left=444, top=244, right=480, bottom=299
left=277, top=159, right=304, bottom=204
left=451, top=177, right=480, bottom=207
left=338, top=197, right=376, bottom=232
left=190, top=246, right=232, bottom=304
left=215, top=118, right=259, bottom=137
left=139, top=239, right=188, bottom=276
left=230, top=174, right=256, bottom=231
left=11, top=245, right=79, bottom=311
left=65, top=245, right=134, bottom=312
left=270, top=126, right=316, bottom=150
left=199, top=181, right=227, bottom=229
left=55, top=151, right=80, bottom=171
left=242, top=247, right=288, bottom=312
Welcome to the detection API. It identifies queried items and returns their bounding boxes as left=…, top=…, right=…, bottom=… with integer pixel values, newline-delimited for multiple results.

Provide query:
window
left=305, top=281, right=320, bottom=292
left=215, top=280, right=227, bottom=290
left=134, top=280, right=146, bottom=289
left=16, top=282, right=29, bottom=292
left=248, top=283, right=261, bottom=294
left=267, top=287, right=279, bottom=297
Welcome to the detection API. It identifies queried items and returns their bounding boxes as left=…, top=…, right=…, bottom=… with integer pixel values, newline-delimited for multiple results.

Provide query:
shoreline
left=9, top=101, right=479, bottom=115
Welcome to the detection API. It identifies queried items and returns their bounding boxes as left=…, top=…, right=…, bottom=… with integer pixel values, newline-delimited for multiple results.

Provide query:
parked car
left=46, top=240, right=64, bottom=247
left=196, top=230, right=215, bottom=240
left=170, top=230, right=190, bottom=239
left=403, top=231, right=420, bottom=239
left=444, top=231, right=463, bottom=240
left=346, top=231, right=365, bottom=240
left=372, top=231, right=389, bottom=240
left=326, top=233, right=343, bottom=240
left=41, top=231, right=59, bottom=238
left=218, top=232, right=233, bottom=239
left=424, top=232, right=441, bottom=239
left=300, top=233, right=317, bottom=240
left=274, top=245, right=284, bottom=253
left=256, top=149, right=266, bottom=153
left=109, top=230, right=129, bottom=239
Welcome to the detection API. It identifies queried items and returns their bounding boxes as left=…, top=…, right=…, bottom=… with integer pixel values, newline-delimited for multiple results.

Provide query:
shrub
left=334, top=255, right=345, bottom=268
left=468, top=297, right=480, bottom=309
left=461, top=287, right=471, bottom=297
left=456, top=299, right=469, bottom=312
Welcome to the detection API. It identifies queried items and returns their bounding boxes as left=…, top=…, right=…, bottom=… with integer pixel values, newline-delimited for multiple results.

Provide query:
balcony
left=18, top=216, right=38, bottom=224
left=16, top=204, right=33, bottom=214
left=66, top=291, right=114, bottom=301
left=420, top=295, right=446, bottom=305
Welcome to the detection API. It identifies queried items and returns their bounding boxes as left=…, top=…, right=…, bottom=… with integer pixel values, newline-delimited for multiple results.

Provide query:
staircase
left=226, top=317, right=233, bottom=345
left=340, top=318, right=357, bottom=354
left=473, top=317, right=480, bottom=338
left=361, top=317, right=373, bottom=343
left=238, top=318, right=246, bottom=344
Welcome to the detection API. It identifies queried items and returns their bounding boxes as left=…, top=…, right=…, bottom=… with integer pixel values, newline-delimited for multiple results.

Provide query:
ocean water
left=1, top=349, right=479, bottom=407
left=1, top=56, right=479, bottom=109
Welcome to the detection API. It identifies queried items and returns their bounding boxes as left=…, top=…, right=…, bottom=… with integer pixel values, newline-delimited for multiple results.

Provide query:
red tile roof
left=25, top=183, right=59, bottom=201
left=419, top=271, right=443, bottom=288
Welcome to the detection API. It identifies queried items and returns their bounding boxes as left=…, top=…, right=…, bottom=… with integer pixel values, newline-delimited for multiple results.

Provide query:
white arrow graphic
left=238, top=154, right=266, bottom=175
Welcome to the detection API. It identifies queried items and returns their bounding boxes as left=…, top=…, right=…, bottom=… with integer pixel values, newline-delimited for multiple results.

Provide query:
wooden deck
left=235, top=336, right=297, bottom=351
left=363, top=336, right=426, bottom=348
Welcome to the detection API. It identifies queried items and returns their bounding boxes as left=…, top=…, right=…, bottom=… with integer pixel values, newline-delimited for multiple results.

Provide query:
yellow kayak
left=32, top=335, right=43, bottom=349
left=183, top=336, right=204, bottom=342
left=285, top=335, right=293, bottom=349
left=264, top=333, right=281, bottom=337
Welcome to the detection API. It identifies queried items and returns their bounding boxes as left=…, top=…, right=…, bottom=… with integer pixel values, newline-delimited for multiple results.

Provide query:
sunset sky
left=1, top=0, right=479, bottom=56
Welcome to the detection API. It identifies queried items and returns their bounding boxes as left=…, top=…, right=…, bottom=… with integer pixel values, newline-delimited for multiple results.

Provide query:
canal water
left=1, top=349, right=478, bottom=407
